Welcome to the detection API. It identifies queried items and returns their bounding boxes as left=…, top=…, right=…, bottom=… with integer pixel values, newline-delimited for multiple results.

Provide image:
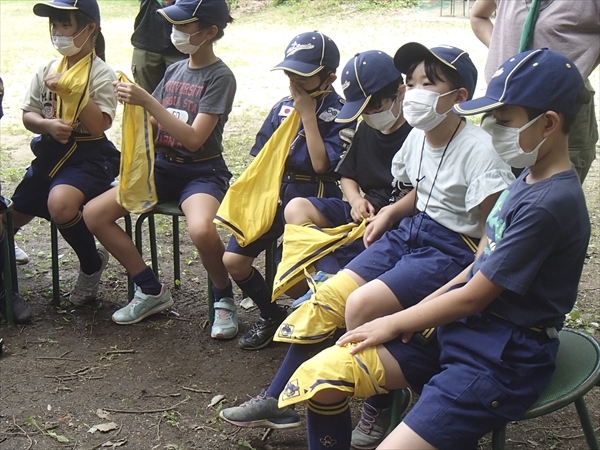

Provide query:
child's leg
left=378, top=422, right=436, bottom=450
left=345, top=279, right=407, bottom=331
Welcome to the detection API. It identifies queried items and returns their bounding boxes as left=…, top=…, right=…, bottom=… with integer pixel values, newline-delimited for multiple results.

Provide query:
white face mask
left=362, top=98, right=401, bottom=131
left=491, top=114, right=546, bottom=168
left=402, top=88, right=456, bottom=131
left=171, top=28, right=205, bottom=55
left=52, top=26, right=90, bottom=57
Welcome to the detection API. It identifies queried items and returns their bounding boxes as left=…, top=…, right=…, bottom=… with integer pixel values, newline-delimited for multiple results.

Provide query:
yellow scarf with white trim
left=54, top=52, right=93, bottom=125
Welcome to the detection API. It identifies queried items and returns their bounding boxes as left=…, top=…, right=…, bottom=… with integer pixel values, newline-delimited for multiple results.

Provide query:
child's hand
left=336, top=316, right=399, bottom=354
left=44, top=73, right=63, bottom=92
left=350, top=198, right=375, bottom=222
left=363, top=210, right=393, bottom=247
left=113, top=81, right=149, bottom=107
left=46, top=118, right=72, bottom=144
left=289, top=81, right=316, bottom=117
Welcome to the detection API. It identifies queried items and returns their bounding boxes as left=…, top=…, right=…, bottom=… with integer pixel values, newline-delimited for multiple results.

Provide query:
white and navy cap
left=336, top=50, right=402, bottom=123
left=454, top=48, right=585, bottom=116
left=158, top=0, right=230, bottom=28
left=34, top=0, right=101, bottom=24
left=272, top=31, right=340, bottom=77
left=394, top=43, right=478, bottom=100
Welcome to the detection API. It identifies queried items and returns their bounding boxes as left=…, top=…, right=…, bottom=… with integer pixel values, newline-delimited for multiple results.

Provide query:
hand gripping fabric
left=274, top=271, right=358, bottom=344
left=115, top=72, right=157, bottom=213
left=278, top=343, right=387, bottom=408
left=271, top=219, right=367, bottom=301
left=214, top=110, right=301, bottom=247
left=54, top=52, right=93, bottom=125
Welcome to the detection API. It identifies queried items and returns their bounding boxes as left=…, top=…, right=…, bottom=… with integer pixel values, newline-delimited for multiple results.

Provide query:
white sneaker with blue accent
left=112, top=284, right=173, bottom=325
left=211, top=297, right=238, bottom=339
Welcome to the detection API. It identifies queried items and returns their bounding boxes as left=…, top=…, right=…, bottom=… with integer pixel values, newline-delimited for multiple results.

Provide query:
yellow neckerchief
left=54, top=51, right=94, bottom=125
left=115, top=71, right=157, bottom=213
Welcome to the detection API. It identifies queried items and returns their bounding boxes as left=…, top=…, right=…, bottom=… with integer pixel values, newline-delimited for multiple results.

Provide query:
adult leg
left=568, top=81, right=597, bottom=184
left=131, top=48, right=166, bottom=95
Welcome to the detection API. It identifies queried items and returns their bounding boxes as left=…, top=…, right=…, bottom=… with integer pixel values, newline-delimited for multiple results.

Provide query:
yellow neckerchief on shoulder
left=54, top=51, right=94, bottom=125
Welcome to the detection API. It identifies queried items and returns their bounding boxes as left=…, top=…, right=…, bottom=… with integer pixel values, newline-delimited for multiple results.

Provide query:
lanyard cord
left=408, top=118, right=463, bottom=253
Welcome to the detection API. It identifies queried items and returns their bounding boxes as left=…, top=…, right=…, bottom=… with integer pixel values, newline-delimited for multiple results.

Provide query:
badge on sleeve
left=279, top=105, right=295, bottom=117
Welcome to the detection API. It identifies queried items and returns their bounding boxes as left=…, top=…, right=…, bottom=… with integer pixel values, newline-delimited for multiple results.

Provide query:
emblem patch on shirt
left=318, top=107, right=339, bottom=122
left=279, top=105, right=294, bottom=117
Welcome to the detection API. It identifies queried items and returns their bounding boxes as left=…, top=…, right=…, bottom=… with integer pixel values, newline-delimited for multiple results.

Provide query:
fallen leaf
left=92, top=422, right=119, bottom=433
left=102, top=438, right=127, bottom=448
left=96, top=409, right=111, bottom=420
left=208, top=394, right=225, bottom=408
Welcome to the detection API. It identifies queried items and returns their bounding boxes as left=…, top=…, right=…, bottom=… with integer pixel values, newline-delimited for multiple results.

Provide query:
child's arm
left=470, top=0, right=497, bottom=48
left=475, top=190, right=501, bottom=256
left=363, top=189, right=416, bottom=247
left=22, top=111, right=72, bottom=145
left=340, top=177, right=376, bottom=221
left=338, top=270, right=504, bottom=353
left=290, top=82, right=330, bottom=174
left=114, top=81, right=218, bottom=152
left=76, top=101, right=112, bottom=136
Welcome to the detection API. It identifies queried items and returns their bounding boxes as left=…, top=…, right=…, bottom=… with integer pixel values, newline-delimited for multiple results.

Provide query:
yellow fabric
left=271, top=220, right=367, bottom=301
left=54, top=52, right=93, bottom=125
left=274, top=272, right=358, bottom=344
left=115, top=72, right=157, bottom=213
left=278, top=343, right=387, bottom=408
left=214, top=109, right=301, bottom=247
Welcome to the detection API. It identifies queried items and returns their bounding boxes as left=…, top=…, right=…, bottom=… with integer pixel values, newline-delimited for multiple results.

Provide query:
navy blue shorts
left=345, top=213, right=477, bottom=308
left=11, top=160, right=114, bottom=221
left=154, top=153, right=231, bottom=206
left=309, top=197, right=353, bottom=226
left=384, top=314, right=559, bottom=449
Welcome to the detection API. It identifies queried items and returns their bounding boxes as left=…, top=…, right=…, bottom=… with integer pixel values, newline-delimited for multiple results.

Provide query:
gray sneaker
left=211, top=297, right=238, bottom=340
left=351, top=390, right=412, bottom=449
left=112, top=285, right=173, bottom=325
left=69, top=247, right=109, bottom=305
left=219, top=390, right=301, bottom=429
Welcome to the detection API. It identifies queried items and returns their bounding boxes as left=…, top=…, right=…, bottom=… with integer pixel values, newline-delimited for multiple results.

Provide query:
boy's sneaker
left=351, top=389, right=412, bottom=449
left=69, top=247, right=110, bottom=305
left=211, top=297, right=238, bottom=339
left=0, top=292, right=32, bottom=324
left=219, top=390, right=301, bottom=429
left=112, top=284, right=173, bottom=325
left=291, top=271, right=333, bottom=310
left=14, top=243, right=29, bottom=265
left=238, top=307, right=288, bottom=350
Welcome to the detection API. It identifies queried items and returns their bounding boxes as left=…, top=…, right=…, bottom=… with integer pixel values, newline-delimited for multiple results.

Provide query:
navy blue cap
left=454, top=48, right=585, bottom=116
left=273, top=31, right=340, bottom=76
left=34, top=0, right=100, bottom=24
left=336, top=50, right=402, bottom=123
left=394, top=43, right=477, bottom=100
left=158, top=0, right=230, bottom=29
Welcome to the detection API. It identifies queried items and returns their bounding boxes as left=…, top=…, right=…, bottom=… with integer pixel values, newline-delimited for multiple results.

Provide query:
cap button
left=491, top=400, right=499, bottom=408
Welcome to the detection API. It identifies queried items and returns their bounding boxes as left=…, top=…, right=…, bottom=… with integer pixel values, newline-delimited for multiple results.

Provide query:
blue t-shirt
left=470, top=168, right=590, bottom=329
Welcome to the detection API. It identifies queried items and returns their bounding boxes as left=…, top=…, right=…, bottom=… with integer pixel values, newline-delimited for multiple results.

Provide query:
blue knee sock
left=234, top=267, right=283, bottom=319
left=56, top=211, right=101, bottom=275
left=307, top=398, right=351, bottom=450
left=365, top=392, right=394, bottom=409
left=132, top=266, right=162, bottom=296
left=211, top=279, right=233, bottom=302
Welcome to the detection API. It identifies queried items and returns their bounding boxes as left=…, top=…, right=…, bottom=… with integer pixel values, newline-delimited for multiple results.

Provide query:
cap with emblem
left=158, top=0, right=230, bottom=29
left=272, top=31, right=340, bottom=77
left=454, top=48, right=585, bottom=116
left=394, top=42, right=477, bottom=100
left=336, top=50, right=402, bottom=123
left=33, top=0, right=100, bottom=24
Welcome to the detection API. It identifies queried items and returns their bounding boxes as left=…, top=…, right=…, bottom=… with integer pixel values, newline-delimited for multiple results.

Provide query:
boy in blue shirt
left=278, top=48, right=591, bottom=450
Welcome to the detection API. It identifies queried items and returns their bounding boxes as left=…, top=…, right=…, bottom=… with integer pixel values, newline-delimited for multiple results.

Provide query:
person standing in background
left=131, top=0, right=185, bottom=93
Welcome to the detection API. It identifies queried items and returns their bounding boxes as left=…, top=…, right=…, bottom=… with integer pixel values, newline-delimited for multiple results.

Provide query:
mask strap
left=517, top=113, right=544, bottom=133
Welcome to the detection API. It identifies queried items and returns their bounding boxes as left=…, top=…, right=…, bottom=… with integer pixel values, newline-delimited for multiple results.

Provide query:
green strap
left=519, top=0, right=542, bottom=52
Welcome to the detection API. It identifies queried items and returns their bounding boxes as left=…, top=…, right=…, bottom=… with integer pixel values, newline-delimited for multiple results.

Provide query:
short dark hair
left=367, top=76, right=403, bottom=111
left=523, top=87, right=590, bottom=135
left=199, top=15, right=234, bottom=42
left=406, top=56, right=465, bottom=94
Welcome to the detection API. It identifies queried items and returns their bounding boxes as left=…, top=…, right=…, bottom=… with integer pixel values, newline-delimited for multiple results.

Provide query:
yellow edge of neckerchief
left=55, top=51, right=93, bottom=125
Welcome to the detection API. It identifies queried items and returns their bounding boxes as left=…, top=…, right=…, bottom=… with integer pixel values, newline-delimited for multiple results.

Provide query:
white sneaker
left=14, top=243, right=29, bottom=265
left=69, top=247, right=110, bottom=305
left=112, top=285, right=173, bottom=325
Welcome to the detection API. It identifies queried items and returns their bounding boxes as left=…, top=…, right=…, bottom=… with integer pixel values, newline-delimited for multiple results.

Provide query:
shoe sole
left=112, top=299, right=174, bottom=325
left=219, top=410, right=300, bottom=430
left=211, top=329, right=239, bottom=340
left=15, top=259, right=29, bottom=265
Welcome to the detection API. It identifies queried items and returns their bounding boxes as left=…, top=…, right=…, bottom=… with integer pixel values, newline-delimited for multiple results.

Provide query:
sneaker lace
left=216, top=308, right=232, bottom=320
left=240, top=390, right=268, bottom=407
left=356, top=403, right=379, bottom=434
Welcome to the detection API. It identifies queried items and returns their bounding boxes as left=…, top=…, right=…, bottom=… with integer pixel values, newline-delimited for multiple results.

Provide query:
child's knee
left=222, top=251, right=252, bottom=279
left=47, top=198, right=81, bottom=224
left=187, top=221, right=217, bottom=247
left=346, top=289, right=372, bottom=330
left=284, top=197, right=315, bottom=224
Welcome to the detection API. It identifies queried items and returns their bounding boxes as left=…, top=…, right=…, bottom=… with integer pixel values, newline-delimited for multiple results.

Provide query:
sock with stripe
left=307, top=398, right=351, bottom=449
left=234, top=267, right=283, bottom=319
left=56, top=211, right=101, bottom=275
left=132, top=266, right=162, bottom=296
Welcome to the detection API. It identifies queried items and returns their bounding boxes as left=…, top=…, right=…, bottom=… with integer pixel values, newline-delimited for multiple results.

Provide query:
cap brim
left=336, top=97, right=370, bottom=123
left=272, top=60, right=323, bottom=77
left=33, top=2, right=78, bottom=17
left=453, top=96, right=505, bottom=115
left=394, top=42, right=456, bottom=74
left=157, top=5, right=198, bottom=25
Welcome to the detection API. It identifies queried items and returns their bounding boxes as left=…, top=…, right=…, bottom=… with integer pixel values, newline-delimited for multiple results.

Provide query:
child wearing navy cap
left=220, top=31, right=356, bottom=351
left=84, top=0, right=238, bottom=335
left=280, top=48, right=591, bottom=450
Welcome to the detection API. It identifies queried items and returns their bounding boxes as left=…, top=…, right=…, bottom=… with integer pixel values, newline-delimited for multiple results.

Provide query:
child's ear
left=541, top=111, right=561, bottom=137
left=397, top=84, right=407, bottom=102
left=325, top=72, right=337, bottom=86
left=455, top=87, right=469, bottom=104
left=205, top=24, right=219, bottom=40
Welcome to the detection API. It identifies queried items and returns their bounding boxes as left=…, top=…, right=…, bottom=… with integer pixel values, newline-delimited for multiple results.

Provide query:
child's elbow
left=312, top=161, right=330, bottom=174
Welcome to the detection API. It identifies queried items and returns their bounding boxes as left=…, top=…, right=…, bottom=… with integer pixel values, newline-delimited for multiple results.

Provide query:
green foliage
left=272, top=0, right=421, bottom=9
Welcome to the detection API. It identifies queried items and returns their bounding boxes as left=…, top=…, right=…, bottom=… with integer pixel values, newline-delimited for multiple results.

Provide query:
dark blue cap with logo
left=34, top=0, right=101, bottom=24
left=336, top=50, right=402, bottom=123
left=158, top=0, right=230, bottom=29
left=273, top=31, right=340, bottom=77
left=454, top=48, right=585, bottom=116
left=394, top=42, right=478, bottom=100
